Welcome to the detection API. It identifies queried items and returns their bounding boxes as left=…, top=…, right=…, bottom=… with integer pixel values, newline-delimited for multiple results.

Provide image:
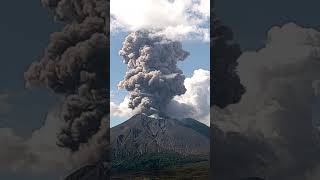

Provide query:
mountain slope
left=111, top=113, right=209, bottom=158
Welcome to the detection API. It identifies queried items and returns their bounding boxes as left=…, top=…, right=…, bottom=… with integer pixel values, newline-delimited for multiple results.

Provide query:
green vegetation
left=111, top=152, right=208, bottom=179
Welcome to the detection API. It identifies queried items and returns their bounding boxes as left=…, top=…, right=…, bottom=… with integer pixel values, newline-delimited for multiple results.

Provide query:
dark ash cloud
left=211, top=17, right=245, bottom=108
left=24, top=0, right=109, bottom=169
left=118, top=30, right=189, bottom=116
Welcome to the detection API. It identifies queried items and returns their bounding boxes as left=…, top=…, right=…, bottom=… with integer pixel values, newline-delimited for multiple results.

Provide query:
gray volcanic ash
left=118, top=30, right=189, bottom=116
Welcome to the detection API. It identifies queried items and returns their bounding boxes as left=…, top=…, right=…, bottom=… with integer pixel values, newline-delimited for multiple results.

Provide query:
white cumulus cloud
left=110, top=96, right=137, bottom=118
left=213, top=23, right=320, bottom=179
left=0, top=108, right=71, bottom=174
left=166, top=69, right=210, bottom=125
left=110, top=0, right=210, bottom=41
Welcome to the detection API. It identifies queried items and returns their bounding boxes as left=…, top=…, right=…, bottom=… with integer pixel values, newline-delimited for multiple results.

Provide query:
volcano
left=110, top=113, right=209, bottom=176
left=111, top=113, right=209, bottom=157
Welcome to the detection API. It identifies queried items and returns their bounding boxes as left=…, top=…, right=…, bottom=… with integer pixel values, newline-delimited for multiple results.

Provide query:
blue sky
left=110, top=32, right=210, bottom=127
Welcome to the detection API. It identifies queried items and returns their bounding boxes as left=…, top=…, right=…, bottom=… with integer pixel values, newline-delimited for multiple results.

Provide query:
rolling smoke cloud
left=0, top=106, right=109, bottom=174
left=214, top=23, right=320, bottom=180
left=0, top=0, right=111, bottom=173
left=0, top=107, right=74, bottom=173
left=211, top=17, right=245, bottom=108
left=117, top=30, right=189, bottom=116
left=166, top=69, right=210, bottom=125
left=111, top=69, right=210, bottom=125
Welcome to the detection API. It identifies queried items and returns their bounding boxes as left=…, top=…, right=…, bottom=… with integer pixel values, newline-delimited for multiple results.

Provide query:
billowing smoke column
left=24, top=0, right=108, bottom=163
left=211, top=16, right=245, bottom=108
left=118, top=31, right=189, bottom=115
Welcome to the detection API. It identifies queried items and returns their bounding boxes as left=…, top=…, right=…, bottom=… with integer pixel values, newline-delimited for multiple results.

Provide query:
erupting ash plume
left=211, top=17, right=245, bottom=108
left=24, top=0, right=108, bottom=165
left=118, top=31, right=189, bottom=115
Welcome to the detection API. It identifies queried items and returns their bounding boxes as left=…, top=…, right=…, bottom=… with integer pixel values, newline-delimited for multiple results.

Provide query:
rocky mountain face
left=111, top=113, right=209, bottom=158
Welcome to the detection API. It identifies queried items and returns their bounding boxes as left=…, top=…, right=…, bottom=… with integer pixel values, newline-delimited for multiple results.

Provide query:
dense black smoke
left=211, top=17, right=245, bottom=108
left=118, top=31, right=189, bottom=115
left=24, top=0, right=109, bottom=165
